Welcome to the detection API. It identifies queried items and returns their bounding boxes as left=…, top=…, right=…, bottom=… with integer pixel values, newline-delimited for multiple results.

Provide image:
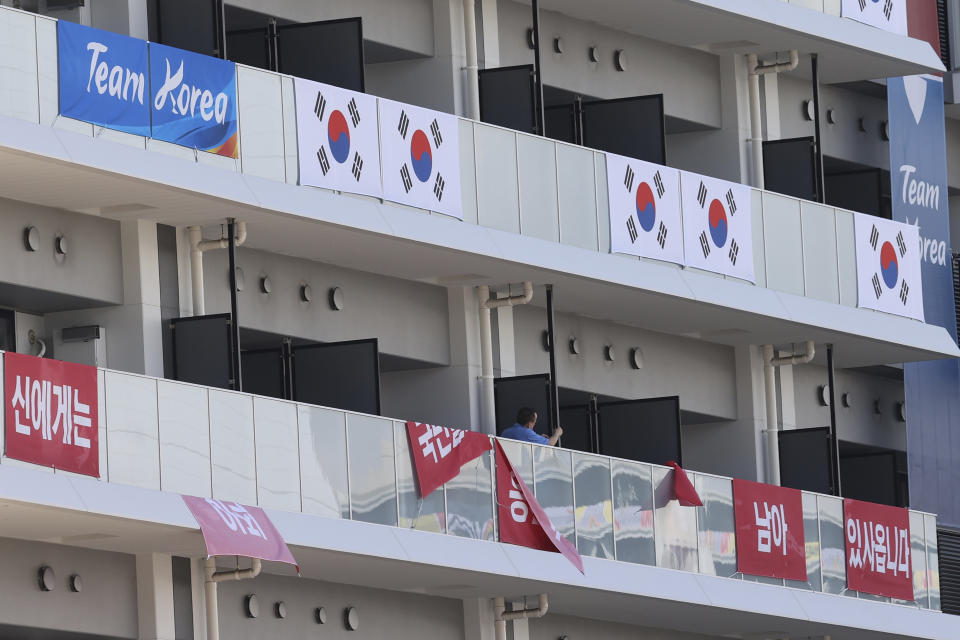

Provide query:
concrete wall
left=0, top=537, right=137, bottom=639
left=529, top=613, right=719, bottom=640
left=217, top=572, right=465, bottom=640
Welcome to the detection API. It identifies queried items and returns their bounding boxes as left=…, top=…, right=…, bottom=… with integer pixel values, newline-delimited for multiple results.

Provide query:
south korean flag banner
left=841, top=0, right=907, bottom=36
left=378, top=98, right=462, bottom=219
left=606, top=153, right=683, bottom=265
left=294, top=78, right=382, bottom=198
left=855, top=213, right=924, bottom=321
left=680, top=170, right=755, bottom=283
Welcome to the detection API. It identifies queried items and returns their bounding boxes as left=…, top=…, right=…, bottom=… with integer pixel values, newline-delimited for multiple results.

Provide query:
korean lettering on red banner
left=733, top=478, right=807, bottom=581
left=844, top=499, right=913, bottom=600
left=4, top=352, right=98, bottom=477
left=405, top=421, right=492, bottom=498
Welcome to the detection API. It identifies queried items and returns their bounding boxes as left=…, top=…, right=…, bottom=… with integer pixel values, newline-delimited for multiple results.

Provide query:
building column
left=463, top=598, right=496, bottom=640
left=136, top=553, right=176, bottom=640
left=119, top=219, right=165, bottom=377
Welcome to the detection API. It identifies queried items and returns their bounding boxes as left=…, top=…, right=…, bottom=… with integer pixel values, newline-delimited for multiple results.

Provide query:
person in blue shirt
left=500, top=407, right=563, bottom=446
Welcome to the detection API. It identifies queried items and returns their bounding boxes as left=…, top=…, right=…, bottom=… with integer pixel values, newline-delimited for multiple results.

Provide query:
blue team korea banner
left=149, top=43, right=238, bottom=158
left=57, top=20, right=150, bottom=136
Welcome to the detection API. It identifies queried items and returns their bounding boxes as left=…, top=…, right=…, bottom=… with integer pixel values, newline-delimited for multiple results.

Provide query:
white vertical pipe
left=493, top=597, right=507, bottom=640
left=747, top=53, right=765, bottom=189
left=477, top=286, right=496, bottom=435
left=189, top=226, right=205, bottom=316
left=204, top=557, right=219, bottom=640
left=463, top=0, right=481, bottom=120
left=763, top=344, right=780, bottom=485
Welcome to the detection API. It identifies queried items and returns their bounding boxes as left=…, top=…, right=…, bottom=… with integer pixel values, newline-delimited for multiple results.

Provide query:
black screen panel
left=171, top=314, right=232, bottom=389
left=580, top=94, right=666, bottom=164
left=292, top=339, right=380, bottom=414
left=559, top=403, right=592, bottom=453
left=493, top=374, right=551, bottom=437
left=597, top=396, right=681, bottom=465
left=226, top=27, right=269, bottom=70
left=241, top=348, right=285, bottom=399
left=825, top=169, right=883, bottom=218
left=763, top=137, right=817, bottom=201
left=478, top=65, right=536, bottom=134
left=154, top=0, right=220, bottom=57
left=544, top=104, right=577, bottom=143
left=778, top=426, right=834, bottom=494
left=841, top=452, right=898, bottom=506
left=277, top=18, right=365, bottom=92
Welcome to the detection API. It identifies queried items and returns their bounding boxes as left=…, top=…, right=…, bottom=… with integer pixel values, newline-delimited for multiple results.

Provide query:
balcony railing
left=2, top=362, right=940, bottom=611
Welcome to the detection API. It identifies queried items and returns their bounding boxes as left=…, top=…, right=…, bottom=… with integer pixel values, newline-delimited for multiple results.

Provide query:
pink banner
left=406, top=421, right=491, bottom=498
left=733, top=478, right=807, bottom=581
left=844, top=498, right=913, bottom=600
left=182, top=496, right=298, bottom=569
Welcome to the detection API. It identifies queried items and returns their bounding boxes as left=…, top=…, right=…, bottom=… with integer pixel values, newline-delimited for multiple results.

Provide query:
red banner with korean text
left=494, top=441, right=584, bottom=573
left=405, top=421, right=492, bottom=498
left=844, top=498, right=913, bottom=600
left=182, top=496, right=298, bottom=570
left=733, top=478, right=806, bottom=581
left=4, top=353, right=98, bottom=477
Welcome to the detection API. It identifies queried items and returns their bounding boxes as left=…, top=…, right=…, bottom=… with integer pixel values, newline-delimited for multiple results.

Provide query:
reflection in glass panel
left=612, top=460, right=655, bottom=566
left=926, top=514, right=941, bottom=611
left=653, top=466, right=698, bottom=572
left=533, top=445, right=575, bottom=544
left=786, top=493, right=821, bottom=591
left=818, top=495, right=848, bottom=595
left=447, top=449, right=495, bottom=541
left=694, top=474, right=735, bottom=578
left=498, top=439, right=534, bottom=486
left=394, top=422, right=445, bottom=533
left=904, top=511, right=929, bottom=607
left=297, top=405, right=349, bottom=519
left=573, top=453, right=614, bottom=559
left=347, top=415, right=398, bottom=526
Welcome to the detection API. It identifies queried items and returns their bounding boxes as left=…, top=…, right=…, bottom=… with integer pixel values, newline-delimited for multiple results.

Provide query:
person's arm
left=547, top=425, right=564, bottom=446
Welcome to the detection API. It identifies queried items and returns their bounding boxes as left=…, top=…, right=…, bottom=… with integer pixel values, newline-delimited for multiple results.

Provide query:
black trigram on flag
left=869, top=224, right=879, bottom=250
left=896, top=230, right=907, bottom=257
left=433, top=173, right=445, bottom=201
left=314, top=92, right=326, bottom=120
left=316, top=147, right=331, bottom=176
left=624, top=165, right=635, bottom=192
left=627, top=217, right=638, bottom=243
left=699, top=231, right=711, bottom=257
left=883, top=0, right=893, bottom=19
left=400, top=164, right=413, bottom=192
left=351, top=152, right=363, bottom=181
left=900, top=280, right=910, bottom=305
left=728, top=239, right=739, bottom=265
left=725, top=188, right=737, bottom=215
left=653, top=171, right=665, bottom=198
left=348, top=98, right=360, bottom=126
left=657, top=221, right=667, bottom=248
left=872, top=273, right=883, bottom=299
left=697, top=181, right=707, bottom=207
left=430, top=119, right=443, bottom=147
left=398, top=110, right=410, bottom=139
left=858, top=0, right=866, bottom=9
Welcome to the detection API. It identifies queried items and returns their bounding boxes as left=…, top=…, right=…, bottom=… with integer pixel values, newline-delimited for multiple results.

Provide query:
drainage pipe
left=763, top=340, right=815, bottom=486
left=746, top=50, right=799, bottom=189
left=188, top=222, right=247, bottom=316
left=463, top=0, right=481, bottom=120
left=493, top=594, right=548, bottom=640
left=204, top=557, right=261, bottom=640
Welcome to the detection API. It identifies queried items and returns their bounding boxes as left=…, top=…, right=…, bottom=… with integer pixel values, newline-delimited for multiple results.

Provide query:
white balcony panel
left=762, top=191, right=805, bottom=296
left=346, top=414, right=397, bottom=526
left=558, top=144, right=600, bottom=252
left=253, top=396, right=301, bottom=511
left=237, top=65, right=286, bottom=182
left=35, top=16, right=58, bottom=127
left=835, top=209, right=859, bottom=307
left=104, top=372, right=160, bottom=490
left=517, top=134, right=559, bottom=242
left=801, top=201, right=841, bottom=304
left=750, top=189, right=767, bottom=288
left=298, top=404, right=349, bottom=519
left=458, top=120, right=479, bottom=225
left=475, top=124, right=520, bottom=233
left=281, top=75, right=298, bottom=185
left=208, top=389, right=257, bottom=505
left=0, top=9, right=38, bottom=124
left=595, top=153, right=611, bottom=254
left=157, top=381, right=211, bottom=497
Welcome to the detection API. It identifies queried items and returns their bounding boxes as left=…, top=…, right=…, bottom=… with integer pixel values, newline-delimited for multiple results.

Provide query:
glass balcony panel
left=612, top=460, right=656, bottom=566
left=573, top=453, right=614, bottom=559
left=446, top=449, right=495, bottom=541
left=818, top=495, right=850, bottom=595
left=653, top=466, right=698, bottom=572
left=533, top=445, right=575, bottom=544
left=907, top=511, right=929, bottom=608
left=499, top=440, right=534, bottom=486
left=694, top=473, right=736, bottom=579
left=347, top=414, right=398, bottom=526
left=394, top=422, right=445, bottom=533
left=926, top=514, right=941, bottom=611
left=786, top=492, right=822, bottom=591
left=297, top=405, right=349, bottom=519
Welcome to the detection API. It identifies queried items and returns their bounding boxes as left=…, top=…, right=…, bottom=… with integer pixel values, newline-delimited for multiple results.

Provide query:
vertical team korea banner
left=294, top=77, right=382, bottom=198
left=182, top=496, right=298, bottom=570
left=854, top=213, right=924, bottom=321
left=680, top=170, right=755, bottom=282
left=378, top=98, right=462, bottom=219
left=606, top=153, right=684, bottom=264
left=57, top=21, right=151, bottom=136
left=495, top=442, right=584, bottom=573
left=844, top=499, right=913, bottom=600
left=732, top=479, right=806, bottom=581
left=4, top=353, right=99, bottom=477
left=149, top=43, right=238, bottom=158
left=404, top=421, right=492, bottom=498
left=842, top=0, right=907, bottom=35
